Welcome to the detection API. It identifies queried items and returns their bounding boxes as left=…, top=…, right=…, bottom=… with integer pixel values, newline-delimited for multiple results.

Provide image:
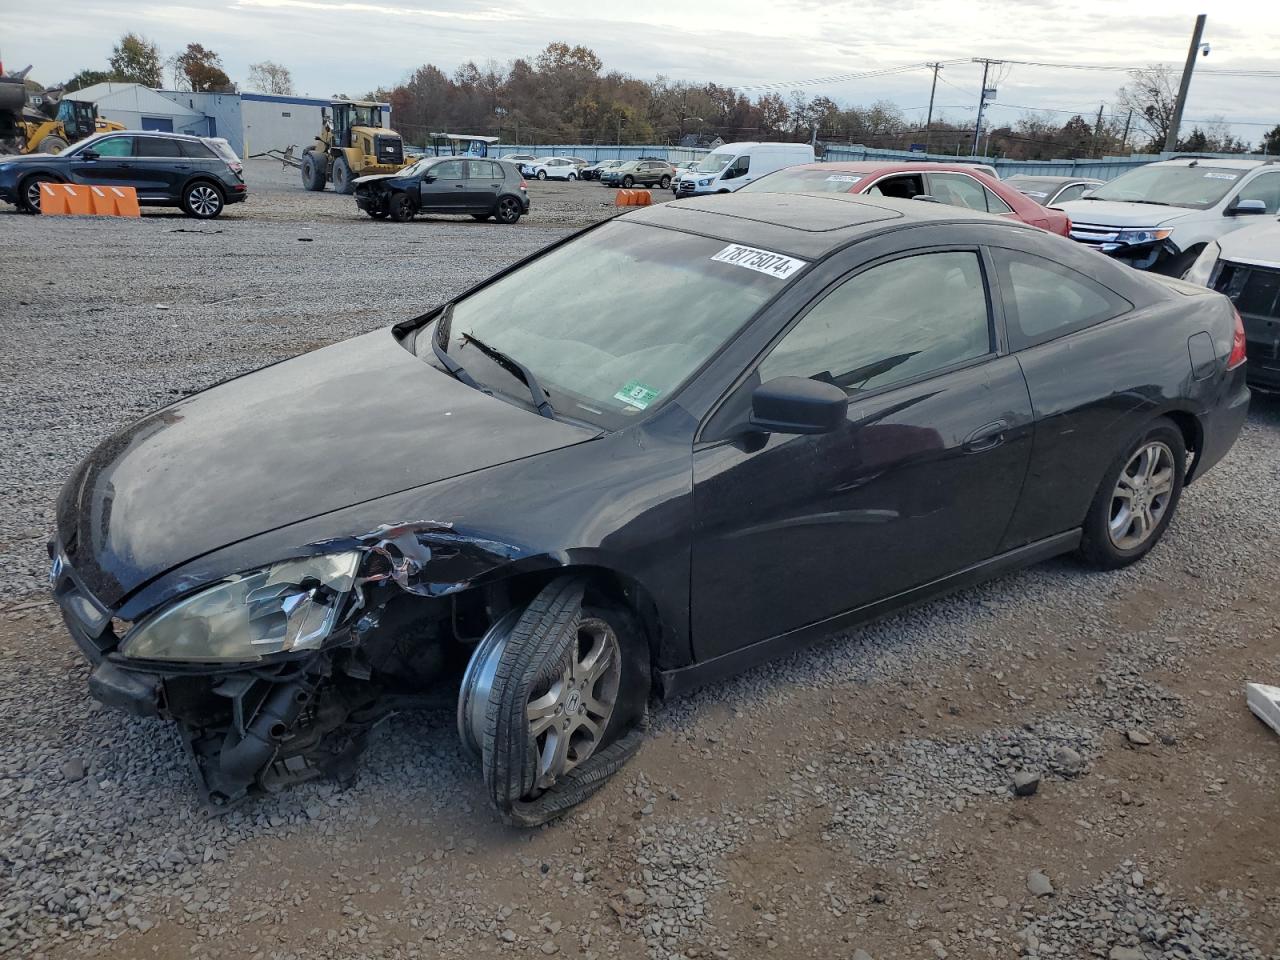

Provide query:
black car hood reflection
left=56, top=328, right=593, bottom=608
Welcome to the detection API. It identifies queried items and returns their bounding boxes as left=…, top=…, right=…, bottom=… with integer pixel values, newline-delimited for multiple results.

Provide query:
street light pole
left=1164, top=14, right=1207, bottom=153
left=971, top=59, right=1000, bottom=156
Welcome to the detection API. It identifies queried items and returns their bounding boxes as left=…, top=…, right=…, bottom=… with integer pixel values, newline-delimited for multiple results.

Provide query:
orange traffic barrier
left=615, top=189, right=653, bottom=208
left=40, top=183, right=139, bottom=217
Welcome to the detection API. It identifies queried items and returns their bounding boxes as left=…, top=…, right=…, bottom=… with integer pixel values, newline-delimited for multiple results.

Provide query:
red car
left=739, top=162, right=1071, bottom=236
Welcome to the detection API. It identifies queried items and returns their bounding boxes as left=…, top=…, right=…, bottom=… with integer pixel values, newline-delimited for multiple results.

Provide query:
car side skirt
left=659, top=529, right=1082, bottom=699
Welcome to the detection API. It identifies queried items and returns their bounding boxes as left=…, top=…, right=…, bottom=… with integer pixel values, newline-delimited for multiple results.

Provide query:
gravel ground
left=0, top=162, right=1277, bottom=959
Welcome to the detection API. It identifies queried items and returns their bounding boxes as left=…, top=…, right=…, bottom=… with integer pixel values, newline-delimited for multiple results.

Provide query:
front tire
left=332, top=155, right=354, bottom=195
left=536, top=170, right=547, bottom=181
left=388, top=192, right=415, bottom=222
left=659, top=175, right=671, bottom=189
left=459, top=578, right=648, bottom=827
left=182, top=181, right=224, bottom=219
left=18, top=175, right=53, bottom=214
left=1078, top=418, right=1186, bottom=569
left=622, top=175, right=635, bottom=188
left=34, top=135, right=69, bottom=155
left=567, top=172, right=577, bottom=181
left=301, top=150, right=326, bottom=191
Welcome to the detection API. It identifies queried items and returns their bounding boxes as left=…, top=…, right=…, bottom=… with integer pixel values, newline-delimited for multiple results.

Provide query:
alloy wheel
left=25, top=178, right=46, bottom=212
left=1108, top=440, right=1175, bottom=550
left=188, top=185, right=221, bottom=217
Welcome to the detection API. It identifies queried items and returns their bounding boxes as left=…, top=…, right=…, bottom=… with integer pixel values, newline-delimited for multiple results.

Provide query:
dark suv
left=353, top=156, right=530, bottom=224
left=0, top=131, right=247, bottom=218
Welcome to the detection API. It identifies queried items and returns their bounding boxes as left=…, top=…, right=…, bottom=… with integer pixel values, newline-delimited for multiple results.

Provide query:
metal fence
left=473, top=143, right=1272, bottom=181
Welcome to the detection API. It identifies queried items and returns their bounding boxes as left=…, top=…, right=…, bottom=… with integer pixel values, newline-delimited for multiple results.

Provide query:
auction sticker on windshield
left=1204, top=172, right=1239, bottom=180
left=826, top=175, right=861, bottom=183
left=711, top=244, right=807, bottom=280
left=614, top=380, right=660, bottom=410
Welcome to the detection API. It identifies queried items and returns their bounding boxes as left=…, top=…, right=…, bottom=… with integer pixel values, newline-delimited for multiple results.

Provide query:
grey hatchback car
left=0, top=130, right=247, bottom=218
left=353, top=156, right=531, bottom=223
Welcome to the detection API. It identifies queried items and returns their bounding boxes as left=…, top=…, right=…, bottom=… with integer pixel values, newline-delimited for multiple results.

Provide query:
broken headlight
left=119, top=552, right=362, bottom=663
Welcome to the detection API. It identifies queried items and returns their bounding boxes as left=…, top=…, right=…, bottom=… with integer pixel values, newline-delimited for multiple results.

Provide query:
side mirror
left=1228, top=198, right=1267, bottom=216
left=82, top=150, right=99, bottom=160
left=749, top=377, right=848, bottom=435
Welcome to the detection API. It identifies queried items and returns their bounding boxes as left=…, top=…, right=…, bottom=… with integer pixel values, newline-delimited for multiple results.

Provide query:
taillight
left=1063, top=216, right=1072, bottom=236
left=519, top=179, right=528, bottom=190
left=1227, top=308, right=1247, bottom=369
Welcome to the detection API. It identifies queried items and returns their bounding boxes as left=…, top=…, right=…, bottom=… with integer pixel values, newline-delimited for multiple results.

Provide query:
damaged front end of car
left=52, top=521, right=535, bottom=812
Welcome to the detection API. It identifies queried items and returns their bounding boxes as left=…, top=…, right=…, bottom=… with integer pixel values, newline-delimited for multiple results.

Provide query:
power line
left=979, top=57, right=1280, bottom=78
left=734, top=58, right=970, bottom=92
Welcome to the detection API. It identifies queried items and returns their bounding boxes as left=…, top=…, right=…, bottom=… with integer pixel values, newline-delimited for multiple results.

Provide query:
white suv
left=1056, top=157, right=1280, bottom=275
left=520, top=157, right=580, bottom=181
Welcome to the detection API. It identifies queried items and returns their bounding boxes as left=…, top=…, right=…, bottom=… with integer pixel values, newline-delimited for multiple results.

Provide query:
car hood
left=351, top=173, right=402, bottom=186
left=0, top=152, right=63, bottom=166
left=56, top=327, right=593, bottom=608
left=1217, top=217, right=1280, bottom=267
left=1056, top=199, right=1197, bottom=228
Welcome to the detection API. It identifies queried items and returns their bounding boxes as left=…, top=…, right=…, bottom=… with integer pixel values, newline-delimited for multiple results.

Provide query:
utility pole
left=1164, top=14, right=1207, bottom=153
left=924, top=62, right=941, bottom=153
left=1092, top=103, right=1105, bottom=157
left=971, top=58, right=1001, bottom=157
left=1121, top=110, right=1133, bottom=154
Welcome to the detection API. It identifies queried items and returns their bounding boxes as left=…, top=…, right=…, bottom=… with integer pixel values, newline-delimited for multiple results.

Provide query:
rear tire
left=332, top=155, right=354, bottom=195
left=17, top=175, right=53, bottom=214
left=536, top=170, right=547, bottom=181
left=622, top=175, right=635, bottom=188
left=388, top=192, right=415, bottom=222
left=34, top=135, right=69, bottom=155
left=659, top=175, right=671, bottom=189
left=462, top=577, right=649, bottom=827
left=301, top=150, right=326, bottom=192
left=181, top=181, right=224, bottom=219
left=495, top=196, right=522, bottom=224
left=1078, top=418, right=1186, bottom=570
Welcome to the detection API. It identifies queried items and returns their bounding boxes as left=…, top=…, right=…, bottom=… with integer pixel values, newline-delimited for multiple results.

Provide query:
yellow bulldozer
left=0, top=68, right=123, bottom=155
left=300, top=99, right=409, bottom=193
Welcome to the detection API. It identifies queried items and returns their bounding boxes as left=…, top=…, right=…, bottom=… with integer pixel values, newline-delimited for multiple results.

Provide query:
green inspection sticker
left=614, top=380, right=660, bottom=410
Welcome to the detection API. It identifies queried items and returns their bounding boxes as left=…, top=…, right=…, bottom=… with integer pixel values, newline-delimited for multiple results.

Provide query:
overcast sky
left=7, top=0, right=1280, bottom=145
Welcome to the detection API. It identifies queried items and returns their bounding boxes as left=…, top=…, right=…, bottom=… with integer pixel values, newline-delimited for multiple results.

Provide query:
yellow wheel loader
left=0, top=74, right=123, bottom=155
left=300, top=100, right=408, bottom=194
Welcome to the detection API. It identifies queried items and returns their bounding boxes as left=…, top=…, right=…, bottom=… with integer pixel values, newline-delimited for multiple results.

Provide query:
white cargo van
left=673, top=142, right=815, bottom=197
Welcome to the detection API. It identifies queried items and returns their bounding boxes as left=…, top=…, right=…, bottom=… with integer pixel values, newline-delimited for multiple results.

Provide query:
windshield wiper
left=459, top=332, right=556, bottom=419
left=428, top=307, right=486, bottom=392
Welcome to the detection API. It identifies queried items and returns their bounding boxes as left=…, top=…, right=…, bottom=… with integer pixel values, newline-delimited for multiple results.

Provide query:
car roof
left=1158, top=157, right=1274, bottom=169
left=1005, top=174, right=1103, bottom=185
left=786, top=161, right=1002, bottom=178
left=95, top=130, right=208, bottom=142
left=625, top=192, right=1028, bottom=259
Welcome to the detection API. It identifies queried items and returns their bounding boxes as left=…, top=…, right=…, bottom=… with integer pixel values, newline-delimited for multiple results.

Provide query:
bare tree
left=1115, top=65, right=1176, bottom=151
left=248, top=61, right=294, bottom=96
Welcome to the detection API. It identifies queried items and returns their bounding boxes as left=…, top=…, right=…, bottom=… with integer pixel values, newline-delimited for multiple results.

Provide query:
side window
left=759, top=251, right=992, bottom=394
left=723, top=156, right=750, bottom=179
left=91, top=136, right=133, bottom=157
left=465, top=160, right=495, bottom=179
left=984, top=187, right=1013, bottom=214
left=179, top=140, right=216, bottom=159
left=994, top=249, right=1132, bottom=349
left=867, top=174, right=924, bottom=199
left=928, top=173, right=989, bottom=211
left=434, top=160, right=465, bottom=180
left=136, top=137, right=182, bottom=158
left=1236, top=172, right=1280, bottom=214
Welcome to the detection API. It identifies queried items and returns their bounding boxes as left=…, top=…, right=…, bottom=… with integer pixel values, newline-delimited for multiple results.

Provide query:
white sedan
left=520, top=157, right=580, bottom=181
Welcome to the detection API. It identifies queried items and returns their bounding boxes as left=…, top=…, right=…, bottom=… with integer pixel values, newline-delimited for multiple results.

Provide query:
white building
left=68, top=83, right=208, bottom=137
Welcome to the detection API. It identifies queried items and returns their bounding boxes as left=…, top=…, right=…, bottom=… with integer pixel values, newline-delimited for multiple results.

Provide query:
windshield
left=206, top=139, right=240, bottom=162
left=399, top=156, right=441, bottom=177
left=740, top=168, right=864, bottom=194
left=426, top=221, right=804, bottom=429
left=693, top=152, right=734, bottom=174
left=1087, top=165, right=1246, bottom=209
left=350, top=104, right=381, bottom=127
left=60, top=132, right=107, bottom=157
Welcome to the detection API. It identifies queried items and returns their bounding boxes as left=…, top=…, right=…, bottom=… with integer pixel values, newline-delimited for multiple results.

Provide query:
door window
left=91, top=136, right=133, bottom=157
left=993, top=249, right=1132, bottom=348
left=136, top=137, right=183, bottom=158
left=759, top=251, right=992, bottom=394
left=433, top=160, right=465, bottom=180
left=1235, top=172, right=1280, bottom=214
left=466, top=160, right=498, bottom=179
left=722, top=156, right=750, bottom=180
left=179, top=140, right=217, bottom=159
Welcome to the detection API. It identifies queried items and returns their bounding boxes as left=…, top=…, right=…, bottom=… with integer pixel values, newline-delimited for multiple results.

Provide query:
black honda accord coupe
left=51, top=193, right=1249, bottom=825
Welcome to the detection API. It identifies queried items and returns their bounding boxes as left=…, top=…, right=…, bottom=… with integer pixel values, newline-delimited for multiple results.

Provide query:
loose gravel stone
left=1027, top=870, right=1055, bottom=897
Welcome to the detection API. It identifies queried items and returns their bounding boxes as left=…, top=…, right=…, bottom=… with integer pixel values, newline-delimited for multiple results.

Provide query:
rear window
left=202, top=139, right=239, bottom=162
left=181, top=140, right=217, bottom=159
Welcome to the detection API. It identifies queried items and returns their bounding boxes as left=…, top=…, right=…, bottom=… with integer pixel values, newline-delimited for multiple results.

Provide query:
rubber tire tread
left=481, top=577, right=582, bottom=823
left=1077, top=416, right=1186, bottom=570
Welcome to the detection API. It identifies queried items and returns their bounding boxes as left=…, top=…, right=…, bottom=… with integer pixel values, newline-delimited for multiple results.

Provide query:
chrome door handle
left=963, top=419, right=1008, bottom=453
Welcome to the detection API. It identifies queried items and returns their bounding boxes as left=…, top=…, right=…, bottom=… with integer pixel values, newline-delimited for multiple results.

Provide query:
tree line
left=53, top=34, right=1280, bottom=159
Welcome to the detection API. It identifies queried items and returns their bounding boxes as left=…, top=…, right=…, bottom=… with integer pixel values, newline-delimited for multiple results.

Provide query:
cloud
left=7, top=0, right=1277, bottom=142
